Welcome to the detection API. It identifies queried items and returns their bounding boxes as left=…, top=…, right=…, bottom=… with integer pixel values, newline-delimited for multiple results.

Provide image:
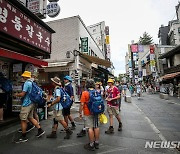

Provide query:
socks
left=90, top=142, right=94, bottom=147
left=95, top=140, right=99, bottom=144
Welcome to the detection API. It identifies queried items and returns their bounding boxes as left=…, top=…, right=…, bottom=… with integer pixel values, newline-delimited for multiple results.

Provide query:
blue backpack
left=88, top=89, right=105, bottom=115
left=29, top=82, right=45, bottom=108
left=0, top=77, right=12, bottom=93
left=59, top=88, right=73, bottom=109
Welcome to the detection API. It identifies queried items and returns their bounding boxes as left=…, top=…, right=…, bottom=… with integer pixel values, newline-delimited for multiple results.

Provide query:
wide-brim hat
left=21, top=71, right=31, bottom=78
left=107, top=78, right=114, bottom=83
left=64, top=75, right=72, bottom=82
left=51, top=76, right=61, bottom=86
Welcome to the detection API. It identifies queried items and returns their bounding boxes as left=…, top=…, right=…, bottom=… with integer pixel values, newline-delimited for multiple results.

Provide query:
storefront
left=0, top=0, right=55, bottom=119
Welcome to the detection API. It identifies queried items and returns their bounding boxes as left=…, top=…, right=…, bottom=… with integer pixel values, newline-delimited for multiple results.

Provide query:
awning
left=0, top=47, right=48, bottom=67
left=80, top=53, right=111, bottom=68
left=160, top=72, right=180, bottom=80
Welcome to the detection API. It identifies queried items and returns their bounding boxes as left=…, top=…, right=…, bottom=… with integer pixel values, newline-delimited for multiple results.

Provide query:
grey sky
left=45, top=0, right=179, bottom=76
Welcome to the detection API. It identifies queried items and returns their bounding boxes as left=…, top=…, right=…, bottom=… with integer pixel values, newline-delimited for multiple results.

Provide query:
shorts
left=62, top=107, right=70, bottom=116
left=53, top=110, right=64, bottom=121
left=107, top=105, right=119, bottom=116
left=19, top=104, right=35, bottom=121
left=84, top=115, right=95, bottom=128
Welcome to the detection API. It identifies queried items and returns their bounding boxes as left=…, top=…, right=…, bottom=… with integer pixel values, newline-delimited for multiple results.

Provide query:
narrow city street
left=0, top=92, right=179, bottom=154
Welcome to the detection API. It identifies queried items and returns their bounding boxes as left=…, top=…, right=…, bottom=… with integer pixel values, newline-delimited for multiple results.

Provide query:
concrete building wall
left=174, top=54, right=180, bottom=66
left=78, top=17, right=104, bottom=59
left=46, top=17, right=79, bottom=62
left=46, top=16, right=104, bottom=63
left=168, top=20, right=180, bottom=45
left=87, top=21, right=106, bottom=57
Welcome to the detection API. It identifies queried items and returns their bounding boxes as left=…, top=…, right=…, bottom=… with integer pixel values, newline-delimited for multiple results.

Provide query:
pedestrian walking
left=14, top=71, right=45, bottom=143
left=95, top=82, right=103, bottom=96
left=79, top=79, right=101, bottom=151
left=129, top=84, right=134, bottom=97
left=46, top=76, right=73, bottom=139
left=105, top=79, right=122, bottom=134
left=63, top=75, right=76, bottom=130
left=136, top=82, right=142, bottom=99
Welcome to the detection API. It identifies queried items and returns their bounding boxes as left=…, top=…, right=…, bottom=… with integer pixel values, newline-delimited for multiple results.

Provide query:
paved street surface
left=0, top=92, right=179, bottom=154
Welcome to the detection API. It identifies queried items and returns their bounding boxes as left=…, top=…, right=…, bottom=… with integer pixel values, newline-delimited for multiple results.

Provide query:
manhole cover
left=74, top=117, right=84, bottom=123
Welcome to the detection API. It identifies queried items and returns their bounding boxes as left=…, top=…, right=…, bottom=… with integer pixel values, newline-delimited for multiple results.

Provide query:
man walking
left=14, top=71, right=45, bottom=143
left=46, top=76, right=72, bottom=139
left=63, top=75, right=76, bottom=130
left=105, top=79, right=122, bottom=134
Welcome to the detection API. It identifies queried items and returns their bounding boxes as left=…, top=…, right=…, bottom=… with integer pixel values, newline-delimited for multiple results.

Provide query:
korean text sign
left=0, top=0, right=51, bottom=53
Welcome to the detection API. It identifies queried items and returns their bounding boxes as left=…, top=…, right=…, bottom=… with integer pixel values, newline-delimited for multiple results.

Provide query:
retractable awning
left=160, top=72, right=180, bottom=80
left=0, top=47, right=48, bottom=67
left=79, top=53, right=111, bottom=68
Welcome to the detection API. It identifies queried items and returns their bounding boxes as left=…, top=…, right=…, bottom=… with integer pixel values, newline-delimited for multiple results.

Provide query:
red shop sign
left=0, top=0, right=51, bottom=53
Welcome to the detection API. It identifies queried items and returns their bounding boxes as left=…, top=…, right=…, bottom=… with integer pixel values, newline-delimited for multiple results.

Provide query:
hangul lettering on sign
left=36, top=32, right=43, bottom=43
left=0, top=7, right=8, bottom=23
left=26, top=25, right=34, bottom=38
left=12, top=16, right=23, bottom=31
left=45, top=37, right=50, bottom=47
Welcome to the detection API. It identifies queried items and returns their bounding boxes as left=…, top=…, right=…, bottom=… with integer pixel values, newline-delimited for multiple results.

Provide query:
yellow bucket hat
left=107, top=78, right=114, bottom=83
left=99, top=113, right=108, bottom=124
left=21, top=71, right=31, bottom=78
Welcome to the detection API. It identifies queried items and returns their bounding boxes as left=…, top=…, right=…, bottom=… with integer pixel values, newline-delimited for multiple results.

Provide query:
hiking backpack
left=0, top=77, right=12, bottom=93
left=29, top=82, right=45, bottom=108
left=88, top=89, right=105, bottom=115
left=59, top=88, right=73, bottom=109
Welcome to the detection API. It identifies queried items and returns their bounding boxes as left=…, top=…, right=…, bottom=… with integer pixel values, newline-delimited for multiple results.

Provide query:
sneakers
left=46, top=132, right=57, bottom=138
left=118, top=122, right=122, bottom=131
left=64, top=129, right=73, bottom=139
left=84, top=143, right=95, bottom=151
left=18, top=124, right=35, bottom=133
left=36, top=129, right=45, bottom=138
left=105, top=127, right=114, bottom=134
left=77, top=129, right=86, bottom=137
left=15, top=136, right=28, bottom=143
left=94, top=142, right=99, bottom=149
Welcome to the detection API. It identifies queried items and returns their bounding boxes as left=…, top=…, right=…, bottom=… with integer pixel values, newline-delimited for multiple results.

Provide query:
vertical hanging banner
left=138, top=45, right=144, bottom=52
left=81, top=37, right=88, bottom=52
left=131, top=44, right=138, bottom=52
left=106, top=35, right=110, bottom=44
left=150, top=45, right=155, bottom=54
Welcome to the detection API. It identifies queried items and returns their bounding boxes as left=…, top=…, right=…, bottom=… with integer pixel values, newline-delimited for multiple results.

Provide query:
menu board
left=12, top=64, right=23, bottom=112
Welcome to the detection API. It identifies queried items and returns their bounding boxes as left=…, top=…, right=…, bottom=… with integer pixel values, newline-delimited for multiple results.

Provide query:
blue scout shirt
left=53, top=87, right=63, bottom=110
left=64, top=82, right=74, bottom=97
left=22, top=80, right=32, bottom=107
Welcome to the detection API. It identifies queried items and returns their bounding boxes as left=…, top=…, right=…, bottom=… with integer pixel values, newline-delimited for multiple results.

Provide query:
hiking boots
left=77, top=129, right=86, bottom=137
left=64, top=129, right=73, bottom=139
left=84, top=143, right=95, bottom=151
left=46, top=131, right=57, bottom=138
left=105, top=126, right=114, bottom=134
left=118, top=122, right=122, bottom=131
left=94, top=142, right=99, bottom=149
